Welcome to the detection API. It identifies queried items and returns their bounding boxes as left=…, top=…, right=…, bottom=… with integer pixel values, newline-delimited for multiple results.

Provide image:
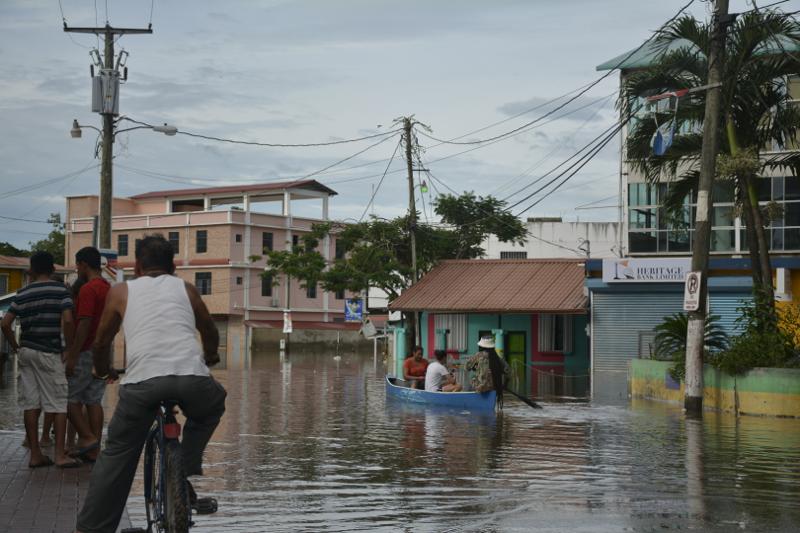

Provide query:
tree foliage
left=653, top=312, right=728, bottom=380
left=29, top=213, right=65, bottom=265
left=262, top=192, right=527, bottom=302
left=0, top=242, right=29, bottom=257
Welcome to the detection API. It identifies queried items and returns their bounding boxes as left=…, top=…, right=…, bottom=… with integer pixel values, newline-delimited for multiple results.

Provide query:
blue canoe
left=385, top=376, right=496, bottom=412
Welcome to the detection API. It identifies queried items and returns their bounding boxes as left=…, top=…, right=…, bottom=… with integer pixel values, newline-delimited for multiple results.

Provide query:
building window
left=236, top=276, right=243, bottom=285
left=262, top=232, right=273, bottom=253
left=335, top=288, right=345, bottom=300
left=195, top=272, right=212, bottom=295
left=0, top=274, right=7, bottom=296
left=196, top=230, right=207, bottom=253
left=500, top=251, right=527, bottom=259
left=433, top=314, right=468, bottom=351
left=538, top=314, right=573, bottom=353
left=118, top=234, right=128, bottom=256
left=235, top=234, right=242, bottom=243
left=292, top=235, right=299, bottom=248
left=168, top=231, right=179, bottom=254
left=261, top=275, right=272, bottom=297
left=306, top=283, right=317, bottom=299
left=335, top=239, right=345, bottom=260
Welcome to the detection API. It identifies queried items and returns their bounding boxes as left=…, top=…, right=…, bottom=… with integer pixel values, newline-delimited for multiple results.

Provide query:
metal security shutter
left=592, top=292, right=684, bottom=372
left=709, top=293, right=752, bottom=336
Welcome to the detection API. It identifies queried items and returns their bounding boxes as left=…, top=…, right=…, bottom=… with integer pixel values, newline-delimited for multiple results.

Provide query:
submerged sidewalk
left=0, top=431, right=131, bottom=533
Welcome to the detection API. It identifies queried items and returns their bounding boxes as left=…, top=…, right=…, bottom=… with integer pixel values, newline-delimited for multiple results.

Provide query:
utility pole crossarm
left=64, top=26, right=153, bottom=35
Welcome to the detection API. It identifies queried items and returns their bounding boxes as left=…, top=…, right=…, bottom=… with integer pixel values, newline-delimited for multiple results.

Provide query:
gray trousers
left=76, top=375, right=227, bottom=533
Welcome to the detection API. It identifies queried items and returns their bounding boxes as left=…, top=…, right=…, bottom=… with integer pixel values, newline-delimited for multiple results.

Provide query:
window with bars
left=538, top=314, right=573, bottom=353
left=118, top=234, right=129, bottom=256
left=433, top=314, right=468, bottom=351
left=500, top=251, right=527, bottom=259
left=168, top=232, right=180, bottom=254
left=195, top=272, right=212, bottom=295
left=335, top=288, right=345, bottom=300
left=306, top=283, right=317, bottom=299
left=262, top=232, right=273, bottom=253
left=196, top=230, right=208, bottom=253
left=261, top=275, right=272, bottom=297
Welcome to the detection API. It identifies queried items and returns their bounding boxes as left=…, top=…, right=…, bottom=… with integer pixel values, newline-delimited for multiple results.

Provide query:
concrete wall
left=483, top=220, right=620, bottom=259
left=630, top=359, right=800, bottom=418
left=251, top=327, right=373, bottom=353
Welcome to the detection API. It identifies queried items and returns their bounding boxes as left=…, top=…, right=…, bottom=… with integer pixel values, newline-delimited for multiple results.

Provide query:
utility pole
left=403, top=117, right=420, bottom=346
left=404, top=118, right=418, bottom=285
left=64, top=23, right=152, bottom=249
left=684, top=0, right=729, bottom=417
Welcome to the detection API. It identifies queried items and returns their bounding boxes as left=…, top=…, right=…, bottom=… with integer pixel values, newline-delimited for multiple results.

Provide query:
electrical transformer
left=91, top=68, right=120, bottom=115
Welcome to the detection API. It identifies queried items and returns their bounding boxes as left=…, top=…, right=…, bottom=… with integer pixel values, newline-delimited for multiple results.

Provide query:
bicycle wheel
left=164, top=440, right=190, bottom=533
left=144, top=434, right=161, bottom=530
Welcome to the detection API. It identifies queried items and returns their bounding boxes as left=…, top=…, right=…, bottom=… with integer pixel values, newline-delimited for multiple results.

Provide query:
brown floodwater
left=1, top=351, right=799, bottom=532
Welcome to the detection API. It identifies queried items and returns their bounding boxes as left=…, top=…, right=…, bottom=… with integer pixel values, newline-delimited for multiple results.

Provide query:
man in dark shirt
left=0, top=251, right=77, bottom=468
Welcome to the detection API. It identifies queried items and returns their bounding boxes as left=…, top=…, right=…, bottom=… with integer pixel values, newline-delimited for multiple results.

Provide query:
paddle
left=504, top=386, right=543, bottom=409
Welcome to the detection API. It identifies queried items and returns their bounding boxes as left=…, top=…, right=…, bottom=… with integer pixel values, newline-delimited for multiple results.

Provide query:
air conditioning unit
left=271, top=297, right=280, bottom=308
left=775, top=268, right=793, bottom=302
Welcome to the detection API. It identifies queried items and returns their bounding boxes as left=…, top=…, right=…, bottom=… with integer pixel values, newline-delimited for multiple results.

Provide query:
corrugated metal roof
left=0, top=255, right=69, bottom=272
left=389, top=259, right=587, bottom=314
left=0, top=255, right=30, bottom=268
left=130, top=179, right=337, bottom=200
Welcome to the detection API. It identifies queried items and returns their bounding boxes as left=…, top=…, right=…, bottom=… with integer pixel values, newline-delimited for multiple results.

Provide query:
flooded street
left=1, top=352, right=799, bottom=532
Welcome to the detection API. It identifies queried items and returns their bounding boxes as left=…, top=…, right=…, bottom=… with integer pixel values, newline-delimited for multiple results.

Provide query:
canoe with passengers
left=385, top=376, right=496, bottom=411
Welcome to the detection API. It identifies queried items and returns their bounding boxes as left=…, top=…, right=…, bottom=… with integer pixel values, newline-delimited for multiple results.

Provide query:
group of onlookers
left=1, top=247, right=110, bottom=468
left=402, top=336, right=509, bottom=401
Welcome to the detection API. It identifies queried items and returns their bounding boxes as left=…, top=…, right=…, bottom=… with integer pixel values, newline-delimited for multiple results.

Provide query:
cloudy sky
left=0, top=0, right=760, bottom=248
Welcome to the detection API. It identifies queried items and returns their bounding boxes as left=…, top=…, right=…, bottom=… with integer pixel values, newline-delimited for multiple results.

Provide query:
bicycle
left=123, top=400, right=217, bottom=533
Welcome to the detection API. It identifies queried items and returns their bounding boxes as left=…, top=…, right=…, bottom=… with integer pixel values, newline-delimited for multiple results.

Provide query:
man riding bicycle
left=75, top=235, right=227, bottom=533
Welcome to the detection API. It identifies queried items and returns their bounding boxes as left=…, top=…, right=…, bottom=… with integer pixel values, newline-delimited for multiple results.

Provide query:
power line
left=359, top=138, right=401, bottom=222
left=123, top=118, right=402, bottom=148
left=0, top=162, right=100, bottom=200
left=415, top=0, right=696, bottom=147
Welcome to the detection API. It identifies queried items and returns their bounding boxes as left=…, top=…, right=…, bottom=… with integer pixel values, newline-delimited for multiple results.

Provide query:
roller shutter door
left=592, top=292, right=684, bottom=373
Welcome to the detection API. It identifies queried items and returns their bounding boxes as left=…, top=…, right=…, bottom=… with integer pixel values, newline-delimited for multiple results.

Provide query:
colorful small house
left=389, top=259, right=589, bottom=397
left=0, top=255, right=30, bottom=296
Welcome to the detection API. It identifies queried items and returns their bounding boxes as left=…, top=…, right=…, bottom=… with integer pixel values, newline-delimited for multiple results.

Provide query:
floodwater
left=1, top=352, right=800, bottom=532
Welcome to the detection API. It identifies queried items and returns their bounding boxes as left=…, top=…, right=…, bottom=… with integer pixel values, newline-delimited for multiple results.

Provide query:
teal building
left=389, top=259, right=589, bottom=397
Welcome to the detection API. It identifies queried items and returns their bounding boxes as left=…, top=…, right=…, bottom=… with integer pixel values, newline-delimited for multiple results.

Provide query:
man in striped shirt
left=0, top=251, right=78, bottom=468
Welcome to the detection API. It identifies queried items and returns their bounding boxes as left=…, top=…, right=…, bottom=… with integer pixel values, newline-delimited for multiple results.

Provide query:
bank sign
left=602, top=258, right=691, bottom=283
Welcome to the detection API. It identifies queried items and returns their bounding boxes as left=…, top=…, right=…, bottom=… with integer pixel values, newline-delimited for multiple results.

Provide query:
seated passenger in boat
left=425, top=350, right=462, bottom=392
left=403, top=346, right=428, bottom=389
left=466, top=336, right=510, bottom=396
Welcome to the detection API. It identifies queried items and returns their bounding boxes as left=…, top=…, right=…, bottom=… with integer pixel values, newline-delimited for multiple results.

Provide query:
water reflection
left=0, top=352, right=799, bottom=532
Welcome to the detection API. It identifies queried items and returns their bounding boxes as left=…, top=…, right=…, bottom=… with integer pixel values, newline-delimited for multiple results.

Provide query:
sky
left=0, top=0, right=773, bottom=249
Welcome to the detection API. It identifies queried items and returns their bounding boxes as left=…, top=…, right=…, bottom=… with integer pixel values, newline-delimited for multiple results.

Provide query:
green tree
left=0, top=241, right=29, bottom=257
left=653, top=312, right=728, bottom=380
left=29, top=213, right=65, bottom=265
left=622, top=9, right=800, bottom=324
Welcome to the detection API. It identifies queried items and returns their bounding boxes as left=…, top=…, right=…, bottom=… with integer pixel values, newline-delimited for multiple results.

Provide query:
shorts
left=68, top=351, right=106, bottom=405
left=18, top=347, right=68, bottom=413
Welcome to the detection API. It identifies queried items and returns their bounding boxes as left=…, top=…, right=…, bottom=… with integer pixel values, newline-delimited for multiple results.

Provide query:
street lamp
left=70, top=117, right=178, bottom=248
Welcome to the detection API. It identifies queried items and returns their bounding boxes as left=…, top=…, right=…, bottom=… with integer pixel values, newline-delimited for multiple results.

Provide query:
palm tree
left=654, top=313, right=728, bottom=380
left=622, top=8, right=800, bottom=325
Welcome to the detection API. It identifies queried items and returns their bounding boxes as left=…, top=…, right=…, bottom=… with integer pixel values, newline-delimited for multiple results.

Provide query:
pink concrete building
left=65, top=180, right=357, bottom=365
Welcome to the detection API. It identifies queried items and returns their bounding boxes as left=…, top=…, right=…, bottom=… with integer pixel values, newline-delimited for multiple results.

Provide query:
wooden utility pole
left=404, top=118, right=418, bottom=285
left=684, top=0, right=729, bottom=416
left=65, top=24, right=152, bottom=249
left=403, top=117, right=420, bottom=346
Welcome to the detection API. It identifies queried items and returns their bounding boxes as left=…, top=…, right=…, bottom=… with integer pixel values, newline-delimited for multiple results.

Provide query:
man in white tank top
left=75, top=235, right=226, bottom=533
